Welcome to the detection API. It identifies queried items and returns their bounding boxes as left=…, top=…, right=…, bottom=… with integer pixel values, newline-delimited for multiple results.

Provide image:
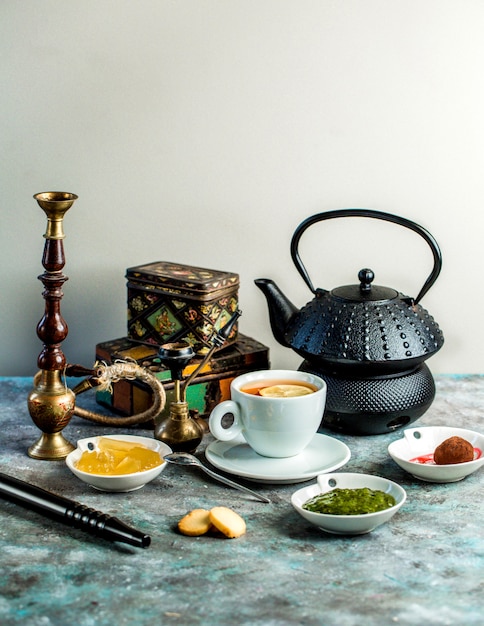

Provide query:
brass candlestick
left=27, top=192, right=78, bottom=460
left=26, top=192, right=170, bottom=460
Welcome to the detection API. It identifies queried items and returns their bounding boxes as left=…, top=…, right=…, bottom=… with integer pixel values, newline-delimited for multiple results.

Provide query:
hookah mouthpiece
left=0, top=472, right=150, bottom=548
left=211, top=309, right=242, bottom=348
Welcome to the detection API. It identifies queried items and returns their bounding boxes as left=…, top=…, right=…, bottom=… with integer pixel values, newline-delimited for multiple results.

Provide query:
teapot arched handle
left=290, top=209, right=442, bottom=305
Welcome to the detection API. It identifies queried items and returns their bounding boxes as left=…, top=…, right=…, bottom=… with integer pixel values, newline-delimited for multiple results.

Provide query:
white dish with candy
left=388, top=426, right=484, bottom=483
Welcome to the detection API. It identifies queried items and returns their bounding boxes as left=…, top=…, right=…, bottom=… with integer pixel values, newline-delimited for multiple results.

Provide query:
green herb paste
left=303, top=487, right=396, bottom=515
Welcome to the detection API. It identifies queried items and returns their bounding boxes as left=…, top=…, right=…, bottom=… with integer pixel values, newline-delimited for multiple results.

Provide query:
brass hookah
left=154, top=308, right=241, bottom=453
left=27, top=192, right=166, bottom=460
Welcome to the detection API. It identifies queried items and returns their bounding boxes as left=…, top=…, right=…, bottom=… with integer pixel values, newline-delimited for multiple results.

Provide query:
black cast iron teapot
left=255, top=209, right=444, bottom=435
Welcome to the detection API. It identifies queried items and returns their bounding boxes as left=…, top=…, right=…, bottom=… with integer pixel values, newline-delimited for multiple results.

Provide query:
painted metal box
left=126, top=261, right=239, bottom=354
left=95, top=334, right=270, bottom=423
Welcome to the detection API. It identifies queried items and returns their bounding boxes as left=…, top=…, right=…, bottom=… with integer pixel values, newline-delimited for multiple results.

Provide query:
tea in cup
left=208, top=369, right=326, bottom=458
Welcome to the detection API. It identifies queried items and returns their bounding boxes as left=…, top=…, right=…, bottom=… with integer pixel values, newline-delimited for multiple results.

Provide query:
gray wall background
left=1, top=1, right=483, bottom=376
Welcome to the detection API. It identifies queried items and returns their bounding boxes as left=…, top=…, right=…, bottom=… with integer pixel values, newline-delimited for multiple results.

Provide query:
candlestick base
left=28, top=431, right=75, bottom=461
left=27, top=370, right=76, bottom=460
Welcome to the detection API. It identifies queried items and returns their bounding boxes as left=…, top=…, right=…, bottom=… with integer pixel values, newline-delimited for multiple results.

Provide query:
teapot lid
left=331, top=269, right=398, bottom=302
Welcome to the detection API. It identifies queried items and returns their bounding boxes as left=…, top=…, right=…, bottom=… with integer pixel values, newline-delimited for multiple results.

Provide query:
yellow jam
left=76, top=437, right=163, bottom=475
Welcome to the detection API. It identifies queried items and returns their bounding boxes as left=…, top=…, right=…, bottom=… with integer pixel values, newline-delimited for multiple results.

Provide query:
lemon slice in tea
left=259, top=384, right=313, bottom=398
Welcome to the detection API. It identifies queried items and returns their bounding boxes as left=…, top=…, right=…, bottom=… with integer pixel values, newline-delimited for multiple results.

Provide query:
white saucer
left=205, top=433, right=351, bottom=484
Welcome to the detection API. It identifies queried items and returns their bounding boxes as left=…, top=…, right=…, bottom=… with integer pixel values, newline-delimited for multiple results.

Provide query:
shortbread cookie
left=209, top=506, right=246, bottom=538
left=178, top=508, right=212, bottom=536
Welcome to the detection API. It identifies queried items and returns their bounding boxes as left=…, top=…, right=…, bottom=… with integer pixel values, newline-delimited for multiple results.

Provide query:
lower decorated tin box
left=95, top=334, right=270, bottom=424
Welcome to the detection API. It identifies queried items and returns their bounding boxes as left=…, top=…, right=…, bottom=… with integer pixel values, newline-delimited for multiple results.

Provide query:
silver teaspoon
left=163, top=452, right=271, bottom=503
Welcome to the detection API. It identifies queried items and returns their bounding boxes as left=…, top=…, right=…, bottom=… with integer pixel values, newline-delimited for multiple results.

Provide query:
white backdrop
left=1, top=0, right=483, bottom=376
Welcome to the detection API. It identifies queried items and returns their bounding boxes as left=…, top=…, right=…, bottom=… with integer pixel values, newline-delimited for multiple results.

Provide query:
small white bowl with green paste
left=291, top=472, right=406, bottom=535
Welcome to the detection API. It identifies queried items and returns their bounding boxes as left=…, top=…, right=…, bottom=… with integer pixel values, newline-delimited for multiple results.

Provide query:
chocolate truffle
left=433, top=436, right=474, bottom=465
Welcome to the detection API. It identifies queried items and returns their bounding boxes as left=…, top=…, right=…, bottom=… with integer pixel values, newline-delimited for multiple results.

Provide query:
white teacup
left=208, top=369, right=327, bottom=458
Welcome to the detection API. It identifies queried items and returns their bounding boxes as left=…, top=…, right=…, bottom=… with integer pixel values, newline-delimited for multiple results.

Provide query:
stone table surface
left=0, top=375, right=482, bottom=626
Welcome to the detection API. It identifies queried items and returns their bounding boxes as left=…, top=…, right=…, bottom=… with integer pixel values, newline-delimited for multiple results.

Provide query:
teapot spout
left=254, top=278, right=298, bottom=348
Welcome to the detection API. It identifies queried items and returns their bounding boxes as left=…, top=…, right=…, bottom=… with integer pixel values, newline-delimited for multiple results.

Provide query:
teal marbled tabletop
left=0, top=375, right=482, bottom=626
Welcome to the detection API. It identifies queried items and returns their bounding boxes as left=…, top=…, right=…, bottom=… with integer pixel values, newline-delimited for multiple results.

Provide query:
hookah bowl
left=154, top=310, right=242, bottom=453
left=154, top=342, right=205, bottom=453
left=27, top=192, right=78, bottom=460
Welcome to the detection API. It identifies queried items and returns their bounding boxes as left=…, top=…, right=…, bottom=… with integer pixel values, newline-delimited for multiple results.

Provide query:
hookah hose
left=64, top=310, right=241, bottom=427
left=66, top=361, right=166, bottom=427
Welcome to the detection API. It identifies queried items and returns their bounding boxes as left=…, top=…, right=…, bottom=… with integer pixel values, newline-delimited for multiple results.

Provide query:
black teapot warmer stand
left=299, top=361, right=436, bottom=436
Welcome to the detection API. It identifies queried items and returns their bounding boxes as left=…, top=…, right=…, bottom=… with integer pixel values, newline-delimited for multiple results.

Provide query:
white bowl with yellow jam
left=66, top=435, right=172, bottom=492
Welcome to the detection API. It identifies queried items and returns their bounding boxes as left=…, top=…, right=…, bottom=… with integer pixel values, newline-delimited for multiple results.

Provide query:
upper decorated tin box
left=126, top=261, right=239, bottom=353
